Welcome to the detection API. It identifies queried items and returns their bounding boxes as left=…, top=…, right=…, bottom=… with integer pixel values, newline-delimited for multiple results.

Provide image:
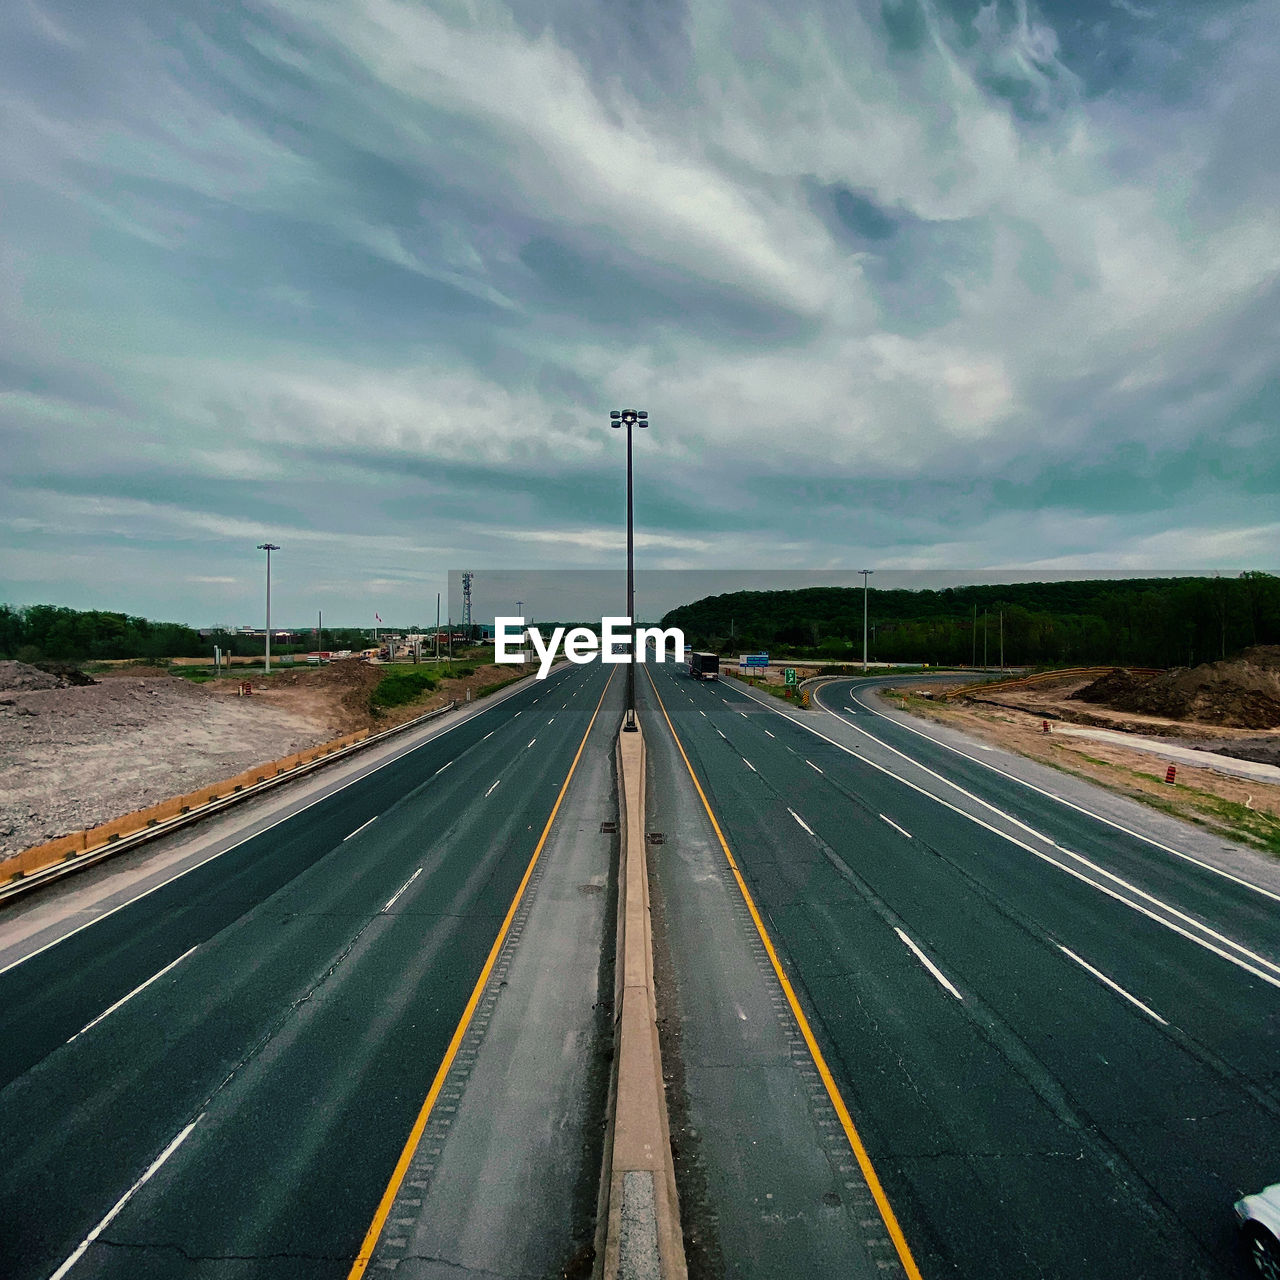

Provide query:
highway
left=3, top=653, right=1277, bottom=1279
left=640, top=666, right=1280, bottom=1279
left=0, top=661, right=619, bottom=1280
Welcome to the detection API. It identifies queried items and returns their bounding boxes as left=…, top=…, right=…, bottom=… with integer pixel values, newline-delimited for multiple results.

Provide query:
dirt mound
left=1071, top=669, right=1154, bottom=705
left=228, top=657, right=385, bottom=735
left=1073, top=646, right=1280, bottom=729
left=0, top=661, right=64, bottom=692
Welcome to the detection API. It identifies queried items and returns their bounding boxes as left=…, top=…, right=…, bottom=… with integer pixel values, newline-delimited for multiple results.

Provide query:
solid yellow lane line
left=348, top=670, right=614, bottom=1278
left=645, top=670, right=924, bottom=1280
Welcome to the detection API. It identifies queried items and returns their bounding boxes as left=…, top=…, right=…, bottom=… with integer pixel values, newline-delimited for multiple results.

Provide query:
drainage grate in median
left=646, top=832, right=666, bottom=845
left=600, top=820, right=619, bottom=834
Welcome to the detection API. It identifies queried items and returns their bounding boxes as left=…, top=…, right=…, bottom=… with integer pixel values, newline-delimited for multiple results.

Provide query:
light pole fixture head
left=258, top=542, right=280, bottom=552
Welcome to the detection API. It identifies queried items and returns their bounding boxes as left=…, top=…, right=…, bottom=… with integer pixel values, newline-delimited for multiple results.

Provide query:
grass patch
left=1027, top=752, right=1280, bottom=857
left=476, top=673, right=526, bottom=698
left=370, top=670, right=438, bottom=711
left=1183, top=794, right=1280, bottom=855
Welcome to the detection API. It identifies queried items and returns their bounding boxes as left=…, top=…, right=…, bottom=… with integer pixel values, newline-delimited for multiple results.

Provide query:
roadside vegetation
left=369, top=663, right=477, bottom=712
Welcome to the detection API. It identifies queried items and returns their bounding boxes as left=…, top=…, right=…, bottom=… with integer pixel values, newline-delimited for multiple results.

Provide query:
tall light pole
left=611, top=409, right=648, bottom=732
left=257, top=543, right=279, bottom=673
left=859, top=569, right=874, bottom=674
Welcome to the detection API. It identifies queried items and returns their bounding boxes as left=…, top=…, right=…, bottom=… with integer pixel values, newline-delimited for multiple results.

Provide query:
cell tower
left=461, top=571, right=474, bottom=631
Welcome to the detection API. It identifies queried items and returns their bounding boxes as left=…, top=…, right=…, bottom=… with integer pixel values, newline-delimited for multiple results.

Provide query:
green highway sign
left=784, top=667, right=797, bottom=686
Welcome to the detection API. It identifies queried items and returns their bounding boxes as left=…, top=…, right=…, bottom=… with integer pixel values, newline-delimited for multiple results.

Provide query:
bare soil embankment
left=1, top=656, right=520, bottom=858
left=0, top=664, right=326, bottom=857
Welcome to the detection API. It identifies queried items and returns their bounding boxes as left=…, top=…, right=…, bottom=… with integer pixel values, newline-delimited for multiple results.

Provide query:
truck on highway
left=689, top=651, right=719, bottom=680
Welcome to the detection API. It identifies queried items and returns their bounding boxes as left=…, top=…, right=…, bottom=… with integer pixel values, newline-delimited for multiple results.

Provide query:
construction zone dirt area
left=888, top=648, right=1280, bottom=854
left=0, top=656, right=520, bottom=858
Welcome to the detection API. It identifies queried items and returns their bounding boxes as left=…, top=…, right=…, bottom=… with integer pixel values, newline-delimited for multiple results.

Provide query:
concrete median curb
left=596, top=721, right=687, bottom=1280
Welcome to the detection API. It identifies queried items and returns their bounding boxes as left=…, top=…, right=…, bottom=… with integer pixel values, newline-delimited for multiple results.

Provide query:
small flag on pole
left=375, top=613, right=382, bottom=623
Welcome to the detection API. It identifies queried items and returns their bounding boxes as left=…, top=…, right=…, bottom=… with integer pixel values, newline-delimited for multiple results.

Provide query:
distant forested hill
left=660, top=574, right=1280, bottom=668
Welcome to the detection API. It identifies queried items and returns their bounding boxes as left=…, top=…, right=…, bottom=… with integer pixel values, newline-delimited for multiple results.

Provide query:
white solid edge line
left=812, top=687, right=1280, bottom=980
left=806, top=760, right=824, bottom=775
left=816, top=692, right=1054, bottom=843
left=382, top=867, right=423, bottom=913
left=1059, top=945, right=1169, bottom=1026
left=788, top=808, right=815, bottom=836
left=880, top=814, right=912, bottom=839
left=842, top=683, right=1280, bottom=907
left=68, top=945, right=198, bottom=1043
left=485, top=779, right=501, bottom=797
left=732, top=681, right=1280, bottom=991
left=895, top=928, right=964, bottom=1001
left=0, top=680, right=539, bottom=978
left=344, top=816, right=377, bottom=841
left=47, top=1115, right=202, bottom=1280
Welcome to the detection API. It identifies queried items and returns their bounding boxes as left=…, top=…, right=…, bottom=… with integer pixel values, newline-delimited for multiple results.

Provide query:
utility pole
left=983, top=611, right=988, bottom=671
left=859, top=569, right=874, bottom=674
left=610, top=409, right=649, bottom=732
left=436, top=592, right=441, bottom=662
left=972, top=602, right=977, bottom=669
left=1000, top=610, right=1004, bottom=672
left=256, top=543, right=279, bottom=673
left=317, top=609, right=322, bottom=655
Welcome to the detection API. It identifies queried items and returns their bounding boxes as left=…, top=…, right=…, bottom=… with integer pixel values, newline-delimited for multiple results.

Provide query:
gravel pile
left=0, top=661, right=66, bottom=692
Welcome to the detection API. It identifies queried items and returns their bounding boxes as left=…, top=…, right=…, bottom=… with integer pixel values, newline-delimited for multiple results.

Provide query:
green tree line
left=661, top=574, right=1280, bottom=668
left=0, top=605, right=487, bottom=664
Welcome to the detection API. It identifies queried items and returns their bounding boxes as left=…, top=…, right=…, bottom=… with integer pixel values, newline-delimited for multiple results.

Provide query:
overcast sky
left=3, top=0, right=1278, bottom=627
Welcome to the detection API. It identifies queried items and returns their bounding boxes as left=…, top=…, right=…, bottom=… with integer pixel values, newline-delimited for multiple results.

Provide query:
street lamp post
left=859, top=569, right=874, bottom=674
left=611, top=409, right=648, bottom=731
left=257, top=543, right=280, bottom=673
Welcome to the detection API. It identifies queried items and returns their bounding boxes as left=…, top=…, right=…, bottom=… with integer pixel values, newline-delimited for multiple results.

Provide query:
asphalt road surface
left=0, top=662, right=614, bottom=1280
left=641, top=665, right=1280, bottom=1280
left=5, top=656, right=1278, bottom=1280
